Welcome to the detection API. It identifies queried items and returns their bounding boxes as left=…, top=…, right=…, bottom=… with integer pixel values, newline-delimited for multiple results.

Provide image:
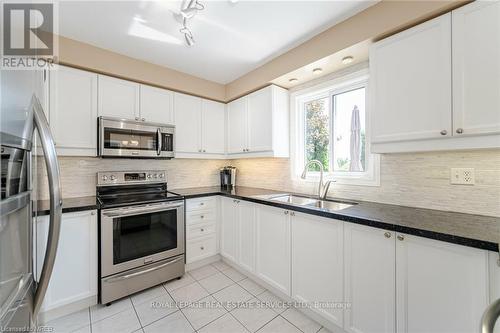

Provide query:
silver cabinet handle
left=32, top=95, right=63, bottom=317
left=456, top=128, right=463, bottom=134
left=397, top=234, right=405, bottom=241
left=103, top=201, right=184, bottom=218
left=481, top=298, right=500, bottom=333
left=384, top=232, right=391, bottom=238
left=440, top=130, right=447, bottom=136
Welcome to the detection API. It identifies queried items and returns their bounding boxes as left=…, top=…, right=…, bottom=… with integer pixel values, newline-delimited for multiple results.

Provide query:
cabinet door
left=452, top=1, right=500, bottom=136
left=36, top=211, right=98, bottom=312
left=49, top=66, right=97, bottom=154
left=139, top=85, right=174, bottom=124
left=237, top=201, right=255, bottom=273
left=220, top=197, right=238, bottom=263
left=174, top=93, right=202, bottom=153
left=370, top=14, right=452, bottom=143
left=98, top=75, right=139, bottom=119
left=396, top=234, right=489, bottom=333
left=291, top=213, right=344, bottom=327
left=247, top=87, right=273, bottom=152
left=201, top=99, right=225, bottom=154
left=227, top=97, right=247, bottom=154
left=255, top=205, right=290, bottom=295
left=344, top=223, right=395, bottom=333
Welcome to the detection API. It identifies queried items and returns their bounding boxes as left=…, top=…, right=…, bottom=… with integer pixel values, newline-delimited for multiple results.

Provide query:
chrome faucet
left=301, top=160, right=335, bottom=200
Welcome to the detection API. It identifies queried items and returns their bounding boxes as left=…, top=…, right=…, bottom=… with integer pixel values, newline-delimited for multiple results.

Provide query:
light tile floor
left=45, top=261, right=332, bottom=333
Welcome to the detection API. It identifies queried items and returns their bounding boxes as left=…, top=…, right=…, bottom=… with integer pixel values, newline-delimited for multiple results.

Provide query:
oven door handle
left=156, top=128, right=162, bottom=156
left=102, top=201, right=184, bottom=218
left=105, top=256, right=184, bottom=282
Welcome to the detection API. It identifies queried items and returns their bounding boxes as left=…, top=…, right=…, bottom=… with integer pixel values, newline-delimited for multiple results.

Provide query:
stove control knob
left=159, top=173, right=164, bottom=178
left=147, top=174, right=151, bottom=179
left=153, top=174, right=158, bottom=178
left=110, top=175, right=116, bottom=181
left=101, top=175, right=108, bottom=181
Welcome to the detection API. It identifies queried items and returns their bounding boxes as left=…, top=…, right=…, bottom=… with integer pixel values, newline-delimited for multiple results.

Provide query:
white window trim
left=290, top=67, right=380, bottom=187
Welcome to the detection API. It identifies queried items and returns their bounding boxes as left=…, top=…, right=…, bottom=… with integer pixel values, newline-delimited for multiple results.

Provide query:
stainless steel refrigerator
left=0, top=68, right=62, bottom=330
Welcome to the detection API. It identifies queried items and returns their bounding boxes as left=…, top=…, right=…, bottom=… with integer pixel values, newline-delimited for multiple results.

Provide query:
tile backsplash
left=231, top=150, right=500, bottom=217
left=37, top=149, right=500, bottom=217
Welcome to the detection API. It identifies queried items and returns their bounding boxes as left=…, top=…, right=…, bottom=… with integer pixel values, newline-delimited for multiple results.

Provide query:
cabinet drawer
left=186, top=211, right=216, bottom=225
left=187, top=222, right=216, bottom=240
left=186, top=235, right=217, bottom=264
left=186, top=197, right=216, bottom=212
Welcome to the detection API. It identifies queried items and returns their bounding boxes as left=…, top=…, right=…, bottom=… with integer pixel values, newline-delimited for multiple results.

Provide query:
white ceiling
left=57, top=0, right=376, bottom=84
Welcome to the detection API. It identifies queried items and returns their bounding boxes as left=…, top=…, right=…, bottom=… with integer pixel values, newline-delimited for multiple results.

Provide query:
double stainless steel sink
left=252, top=193, right=357, bottom=212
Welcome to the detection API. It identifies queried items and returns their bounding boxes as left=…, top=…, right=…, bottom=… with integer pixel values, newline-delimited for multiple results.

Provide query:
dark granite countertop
left=36, top=196, right=98, bottom=216
left=172, top=186, right=500, bottom=252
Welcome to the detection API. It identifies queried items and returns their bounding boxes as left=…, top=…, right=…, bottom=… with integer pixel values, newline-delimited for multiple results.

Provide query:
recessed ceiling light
left=342, top=56, right=354, bottom=65
left=289, top=78, right=298, bottom=83
left=312, top=68, right=322, bottom=75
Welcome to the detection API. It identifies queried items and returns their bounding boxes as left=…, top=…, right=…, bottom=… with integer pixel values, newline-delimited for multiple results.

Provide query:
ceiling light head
left=312, top=68, right=322, bottom=75
left=342, top=56, right=354, bottom=65
left=289, top=78, right=298, bottom=84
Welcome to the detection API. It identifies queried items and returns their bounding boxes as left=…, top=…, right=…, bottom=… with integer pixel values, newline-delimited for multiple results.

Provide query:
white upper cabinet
left=247, top=87, right=273, bottom=152
left=227, top=85, right=289, bottom=157
left=227, top=97, right=248, bottom=154
left=370, top=13, right=452, bottom=143
left=174, top=92, right=202, bottom=153
left=201, top=99, right=226, bottom=154
left=370, top=1, right=500, bottom=153
left=395, top=234, right=489, bottom=333
left=139, top=84, right=174, bottom=124
left=344, top=223, right=395, bottom=333
left=255, top=204, right=291, bottom=295
left=49, top=66, right=98, bottom=155
left=98, top=75, right=140, bottom=119
left=291, top=212, right=344, bottom=327
left=452, top=1, right=500, bottom=137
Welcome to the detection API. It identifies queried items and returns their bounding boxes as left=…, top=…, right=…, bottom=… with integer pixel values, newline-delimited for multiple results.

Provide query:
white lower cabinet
left=237, top=201, right=256, bottom=273
left=220, top=197, right=239, bottom=263
left=291, top=212, right=344, bottom=327
left=344, top=223, right=395, bottom=333
left=185, top=197, right=217, bottom=264
left=35, top=210, right=98, bottom=316
left=395, top=233, right=489, bottom=333
left=255, top=205, right=291, bottom=295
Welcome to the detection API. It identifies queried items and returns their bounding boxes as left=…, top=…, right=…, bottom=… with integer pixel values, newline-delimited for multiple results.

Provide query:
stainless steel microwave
left=98, top=117, right=175, bottom=159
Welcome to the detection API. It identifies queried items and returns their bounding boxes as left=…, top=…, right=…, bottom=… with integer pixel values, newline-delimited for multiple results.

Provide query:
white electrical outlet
left=450, top=168, right=475, bottom=185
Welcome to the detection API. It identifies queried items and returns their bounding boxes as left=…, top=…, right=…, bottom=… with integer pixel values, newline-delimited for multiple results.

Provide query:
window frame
left=291, top=68, right=380, bottom=186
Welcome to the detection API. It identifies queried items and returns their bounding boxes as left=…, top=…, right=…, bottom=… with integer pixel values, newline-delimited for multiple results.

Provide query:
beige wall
left=55, top=2, right=468, bottom=102
left=225, top=0, right=468, bottom=100
left=231, top=150, right=500, bottom=217
left=58, top=36, right=226, bottom=102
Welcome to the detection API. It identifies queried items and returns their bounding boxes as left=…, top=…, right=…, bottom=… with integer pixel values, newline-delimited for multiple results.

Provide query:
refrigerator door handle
left=31, top=95, right=63, bottom=317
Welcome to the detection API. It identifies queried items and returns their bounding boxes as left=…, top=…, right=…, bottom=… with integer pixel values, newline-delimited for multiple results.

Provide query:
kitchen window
left=292, top=68, right=380, bottom=186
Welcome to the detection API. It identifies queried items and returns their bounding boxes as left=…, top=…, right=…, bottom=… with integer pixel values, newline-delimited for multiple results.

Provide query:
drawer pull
left=200, top=215, right=204, bottom=219
left=200, top=202, right=204, bottom=206
left=201, top=228, right=205, bottom=232
left=200, top=246, right=204, bottom=250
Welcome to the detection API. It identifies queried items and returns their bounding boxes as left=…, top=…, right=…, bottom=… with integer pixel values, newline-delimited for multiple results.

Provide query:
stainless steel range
left=97, top=170, right=185, bottom=304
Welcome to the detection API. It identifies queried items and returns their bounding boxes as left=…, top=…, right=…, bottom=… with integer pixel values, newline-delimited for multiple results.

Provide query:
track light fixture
left=178, top=0, right=204, bottom=46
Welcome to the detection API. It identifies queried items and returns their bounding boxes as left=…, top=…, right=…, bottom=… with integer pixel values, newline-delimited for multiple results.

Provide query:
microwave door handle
left=31, top=95, right=63, bottom=317
left=156, top=128, right=162, bottom=156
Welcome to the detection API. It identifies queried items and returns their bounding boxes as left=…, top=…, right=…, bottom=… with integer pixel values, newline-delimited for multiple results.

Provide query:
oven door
left=100, top=200, right=184, bottom=277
